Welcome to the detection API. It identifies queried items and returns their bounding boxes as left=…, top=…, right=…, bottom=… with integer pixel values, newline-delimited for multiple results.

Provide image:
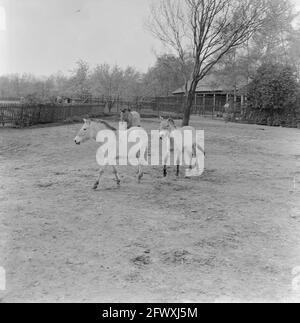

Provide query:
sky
left=0, top=0, right=162, bottom=76
left=0, top=0, right=300, bottom=77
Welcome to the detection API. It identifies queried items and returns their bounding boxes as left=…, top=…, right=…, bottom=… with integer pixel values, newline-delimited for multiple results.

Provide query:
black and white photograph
left=0, top=0, right=300, bottom=305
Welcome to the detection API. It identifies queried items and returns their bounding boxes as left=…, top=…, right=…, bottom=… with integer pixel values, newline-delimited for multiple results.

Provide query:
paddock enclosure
left=0, top=117, right=300, bottom=302
left=0, top=95, right=243, bottom=128
left=0, top=103, right=106, bottom=127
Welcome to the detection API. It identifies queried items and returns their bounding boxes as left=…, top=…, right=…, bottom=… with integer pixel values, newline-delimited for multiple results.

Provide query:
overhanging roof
left=173, top=74, right=247, bottom=95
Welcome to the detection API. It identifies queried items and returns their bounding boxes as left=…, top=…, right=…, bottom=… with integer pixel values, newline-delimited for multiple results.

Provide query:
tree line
left=0, top=0, right=299, bottom=126
left=0, top=55, right=190, bottom=104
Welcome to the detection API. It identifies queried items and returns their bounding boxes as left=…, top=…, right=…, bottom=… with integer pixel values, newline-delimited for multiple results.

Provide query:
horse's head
left=159, top=117, right=176, bottom=139
left=74, top=119, right=93, bottom=145
left=120, top=108, right=131, bottom=122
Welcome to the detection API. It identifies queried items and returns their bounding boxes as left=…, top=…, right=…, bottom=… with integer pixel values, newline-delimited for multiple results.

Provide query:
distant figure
left=120, top=109, right=141, bottom=129
left=56, top=96, right=63, bottom=104
left=64, top=97, right=72, bottom=104
left=224, top=102, right=230, bottom=113
left=223, top=101, right=231, bottom=122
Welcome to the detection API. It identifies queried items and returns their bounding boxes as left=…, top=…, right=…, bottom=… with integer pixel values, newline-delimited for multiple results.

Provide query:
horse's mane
left=168, top=118, right=177, bottom=128
left=91, top=119, right=117, bottom=131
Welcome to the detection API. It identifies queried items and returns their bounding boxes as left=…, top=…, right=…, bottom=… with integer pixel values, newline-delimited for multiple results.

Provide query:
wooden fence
left=134, top=95, right=242, bottom=117
left=0, top=95, right=244, bottom=128
left=87, top=96, right=186, bottom=118
left=0, top=103, right=106, bottom=127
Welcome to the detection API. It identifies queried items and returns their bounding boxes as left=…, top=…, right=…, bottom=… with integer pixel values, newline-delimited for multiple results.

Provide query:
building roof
left=173, top=74, right=247, bottom=95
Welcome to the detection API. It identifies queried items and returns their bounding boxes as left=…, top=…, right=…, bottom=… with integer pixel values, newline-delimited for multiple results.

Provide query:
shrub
left=247, top=63, right=299, bottom=127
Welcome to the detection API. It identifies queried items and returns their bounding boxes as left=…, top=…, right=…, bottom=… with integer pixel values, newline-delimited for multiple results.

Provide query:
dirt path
left=0, top=117, right=300, bottom=302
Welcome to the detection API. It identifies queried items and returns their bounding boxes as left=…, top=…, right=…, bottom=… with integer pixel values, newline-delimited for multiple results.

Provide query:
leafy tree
left=247, top=63, right=299, bottom=125
left=143, top=54, right=193, bottom=96
left=148, top=0, right=269, bottom=126
left=251, top=0, right=297, bottom=64
left=214, top=0, right=300, bottom=97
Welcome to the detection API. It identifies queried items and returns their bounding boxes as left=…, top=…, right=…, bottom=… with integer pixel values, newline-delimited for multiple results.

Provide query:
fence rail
left=0, top=95, right=244, bottom=128
left=0, top=97, right=186, bottom=127
left=0, top=103, right=106, bottom=127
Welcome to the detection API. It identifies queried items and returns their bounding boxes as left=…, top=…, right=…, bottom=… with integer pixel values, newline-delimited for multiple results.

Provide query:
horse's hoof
left=93, top=182, right=99, bottom=190
left=138, top=174, right=144, bottom=183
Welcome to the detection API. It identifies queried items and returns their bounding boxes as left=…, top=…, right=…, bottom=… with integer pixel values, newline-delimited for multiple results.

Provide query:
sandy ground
left=0, top=117, right=300, bottom=303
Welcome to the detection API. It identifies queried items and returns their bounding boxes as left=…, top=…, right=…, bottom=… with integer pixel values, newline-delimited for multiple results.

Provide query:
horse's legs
left=135, top=151, right=144, bottom=183
left=163, top=165, right=167, bottom=177
left=137, top=157, right=144, bottom=183
left=93, top=168, right=104, bottom=190
left=189, top=143, right=202, bottom=170
left=112, top=166, right=121, bottom=185
left=174, top=154, right=180, bottom=177
left=190, top=150, right=195, bottom=170
left=163, top=148, right=170, bottom=178
left=137, top=164, right=143, bottom=183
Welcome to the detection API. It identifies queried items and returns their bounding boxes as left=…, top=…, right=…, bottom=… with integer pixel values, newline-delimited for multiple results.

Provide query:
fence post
left=213, top=94, right=216, bottom=119
left=20, top=105, right=24, bottom=127
left=1, top=109, right=4, bottom=126
left=37, top=105, right=42, bottom=124
left=241, top=95, right=245, bottom=118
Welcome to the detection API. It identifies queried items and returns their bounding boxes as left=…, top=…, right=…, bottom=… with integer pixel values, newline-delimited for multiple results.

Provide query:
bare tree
left=148, top=0, right=269, bottom=125
left=69, top=59, right=91, bottom=99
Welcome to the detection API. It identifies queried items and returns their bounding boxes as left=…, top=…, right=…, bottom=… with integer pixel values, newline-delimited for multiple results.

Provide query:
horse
left=74, top=119, right=145, bottom=190
left=159, top=117, right=205, bottom=178
left=120, top=109, right=141, bottom=129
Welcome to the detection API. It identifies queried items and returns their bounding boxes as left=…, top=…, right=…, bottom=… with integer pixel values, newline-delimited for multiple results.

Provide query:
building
left=172, top=74, right=247, bottom=114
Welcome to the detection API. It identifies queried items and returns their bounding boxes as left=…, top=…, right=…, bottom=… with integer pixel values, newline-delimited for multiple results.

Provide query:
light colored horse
left=159, top=117, right=205, bottom=177
left=120, top=109, right=141, bottom=129
left=74, top=119, right=144, bottom=190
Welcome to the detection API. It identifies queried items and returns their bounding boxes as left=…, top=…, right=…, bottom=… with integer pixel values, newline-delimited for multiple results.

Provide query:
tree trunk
left=182, top=81, right=198, bottom=126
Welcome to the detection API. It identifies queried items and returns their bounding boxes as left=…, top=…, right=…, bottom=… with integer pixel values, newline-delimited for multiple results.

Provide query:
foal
left=74, top=119, right=144, bottom=190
